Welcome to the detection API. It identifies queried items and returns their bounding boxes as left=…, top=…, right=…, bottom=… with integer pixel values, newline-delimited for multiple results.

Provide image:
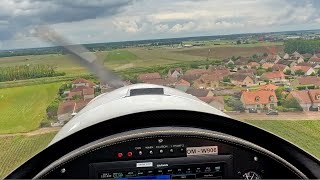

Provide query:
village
left=54, top=50, right=320, bottom=126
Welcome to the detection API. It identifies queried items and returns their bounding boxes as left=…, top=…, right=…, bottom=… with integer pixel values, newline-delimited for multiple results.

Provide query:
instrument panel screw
left=254, top=156, right=259, bottom=161
left=158, top=139, right=163, bottom=143
left=60, top=168, right=66, bottom=174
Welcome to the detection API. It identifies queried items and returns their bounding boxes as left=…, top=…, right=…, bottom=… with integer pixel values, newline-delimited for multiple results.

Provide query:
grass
left=0, top=132, right=56, bottom=179
left=245, top=120, right=320, bottom=159
left=105, top=50, right=138, bottom=63
left=0, top=83, right=61, bottom=134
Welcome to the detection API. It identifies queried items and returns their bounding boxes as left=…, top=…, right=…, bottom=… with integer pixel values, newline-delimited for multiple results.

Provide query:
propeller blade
left=35, top=26, right=125, bottom=88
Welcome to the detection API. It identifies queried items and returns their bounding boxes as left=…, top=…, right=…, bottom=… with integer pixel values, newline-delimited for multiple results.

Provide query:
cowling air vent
left=129, top=88, right=164, bottom=96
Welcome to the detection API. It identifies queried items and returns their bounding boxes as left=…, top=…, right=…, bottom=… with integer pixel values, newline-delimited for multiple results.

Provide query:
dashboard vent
left=129, top=88, right=164, bottom=96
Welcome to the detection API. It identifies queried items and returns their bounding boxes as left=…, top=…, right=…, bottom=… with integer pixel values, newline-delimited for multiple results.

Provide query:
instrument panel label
left=136, top=162, right=153, bottom=167
left=186, top=146, right=218, bottom=156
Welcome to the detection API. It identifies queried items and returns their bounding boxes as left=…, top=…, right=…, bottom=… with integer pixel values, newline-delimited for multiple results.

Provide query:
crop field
left=0, top=83, right=61, bottom=134
left=0, top=132, right=56, bottom=179
left=245, top=120, right=320, bottom=158
left=174, top=45, right=284, bottom=59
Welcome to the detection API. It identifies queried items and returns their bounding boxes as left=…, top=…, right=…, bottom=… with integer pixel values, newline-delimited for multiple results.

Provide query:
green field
left=106, top=50, right=138, bottom=63
left=246, top=120, right=320, bottom=158
left=0, top=132, right=56, bottom=179
left=0, top=83, right=61, bottom=134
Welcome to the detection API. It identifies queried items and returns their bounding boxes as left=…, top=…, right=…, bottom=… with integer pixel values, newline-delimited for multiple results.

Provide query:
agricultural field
left=0, top=132, right=56, bottom=179
left=245, top=120, right=320, bottom=158
left=174, top=44, right=284, bottom=59
left=0, top=83, right=61, bottom=134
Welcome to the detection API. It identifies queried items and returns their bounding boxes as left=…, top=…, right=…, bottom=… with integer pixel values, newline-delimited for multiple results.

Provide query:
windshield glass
left=1, top=0, right=320, bottom=178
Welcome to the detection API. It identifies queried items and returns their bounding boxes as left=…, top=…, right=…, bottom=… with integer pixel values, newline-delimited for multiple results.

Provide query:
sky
left=1, top=0, right=320, bottom=50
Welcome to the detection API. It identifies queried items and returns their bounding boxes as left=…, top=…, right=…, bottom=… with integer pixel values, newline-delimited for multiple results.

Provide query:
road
left=227, top=111, right=320, bottom=120
left=0, top=127, right=60, bottom=137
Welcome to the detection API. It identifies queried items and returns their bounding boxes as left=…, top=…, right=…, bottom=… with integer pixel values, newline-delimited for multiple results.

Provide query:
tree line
left=0, top=64, right=65, bottom=82
left=284, top=39, right=320, bottom=54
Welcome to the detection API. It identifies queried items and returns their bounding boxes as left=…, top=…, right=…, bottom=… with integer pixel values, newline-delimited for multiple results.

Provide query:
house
left=241, top=90, right=278, bottom=111
left=308, top=54, right=320, bottom=64
left=237, top=69, right=257, bottom=75
left=185, top=69, right=208, bottom=76
left=247, top=62, right=260, bottom=69
left=57, top=99, right=91, bottom=122
left=72, top=78, right=96, bottom=88
left=67, top=86, right=95, bottom=100
left=222, top=59, right=234, bottom=65
left=193, top=74, right=220, bottom=89
left=234, top=57, right=249, bottom=69
left=175, top=79, right=190, bottom=92
left=291, top=66, right=315, bottom=76
left=210, top=69, right=231, bottom=78
left=287, top=89, right=320, bottom=111
left=291, top=51, right=304, bottom=59
left=138, top=72, right=161, bottom=82
left=83, top=87, right=95, bottom=100
left=230, top=74, right=254, bottom=87
left=277, top=60, right=297, bottom=68
left=262, top=54, right=281, bottom=64
left=283, top=53, right=290, bottom=60
left=261, top=63, right=274, bottom=70
left=272, top=64, right=290, bottom=73
left=259, top=84, right=278, bottom=91
left=185, top=88, right=214, bottom=98
left=302, top=53, right=313, bottom=59
left=143, top=78, right=177, bottom=87
left=260, top=71, right=286, bottom=82
left=291, top=76, right=320, bottom=87
left=198, top=96, right=224, bottom=111
left=167, top=68, right=183, bottom=78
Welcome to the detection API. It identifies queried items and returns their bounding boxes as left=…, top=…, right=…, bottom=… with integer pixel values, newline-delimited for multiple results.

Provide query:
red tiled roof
left=72, top=78, right=96, bottom=87
left=261, top=63, right=274, bottom=69
left=57, top=99, right=91, bottom=115
left=308, top=89, right=320, bottom=103
left=261, top=71, right=285, bottom=80
left=83, top=87, right=94, bottom=95
left=199, top=73, right=221, bottom=82
left=294, top=76, right=320, bottom=85
left=259, top=84, right=278, bottom=91
left=185, top=69, right=208, bottom=76
left=70, top=86, right=91, bottom=92
left=272, top=64, right=288, bottom=71
left=292, top=66, right=312, bottom=73
left=241, top=90, right=278, bottom=105
left=138, top=72, right=161, bottom=81
left=67, top=91, right=82, bottom=98
left=289, top=90, right=312, bottom=104
left=248, top=62, right=260, bottom=67
left=308, top=54, right=320, bottom=62
left=176, top=79, right=190, bottom=86
left=186, top=88, right=210, bottom=97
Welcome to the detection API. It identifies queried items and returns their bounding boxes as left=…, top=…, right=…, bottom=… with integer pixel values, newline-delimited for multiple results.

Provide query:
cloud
left=0, top=0, right=131, bottom=40
left=2, top=0, right=320, bottom=49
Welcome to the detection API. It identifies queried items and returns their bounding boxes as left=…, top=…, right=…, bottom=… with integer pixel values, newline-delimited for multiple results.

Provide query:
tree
left=72, top=94, right=82, bottom=100
left=266, top=67, right=273, bottom=72
left=190, top=63, right=198, bottom=68
left=295, top=70, right=305, bottom=76
left=236, top=40, right=241, bottom=44
left=317, top=69, right=320, bottom=76
left=284, top=69, right=292, bottom=75
left=310, top=72, right=316, bottom=76
left=223, top=76, right=231, bottom=82
left=226, top=98, right=244, bottom=112
left=252, top=54, right=258, bottom=59
left=283, top=98, right=302, bottom=111
left=263, top=52, right=268, bottom=57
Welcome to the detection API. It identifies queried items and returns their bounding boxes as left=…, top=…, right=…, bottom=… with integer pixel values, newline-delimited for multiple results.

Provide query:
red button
left=127, top=152, right=133, bottom=157
left=118, top=153, right=123, bottom=158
